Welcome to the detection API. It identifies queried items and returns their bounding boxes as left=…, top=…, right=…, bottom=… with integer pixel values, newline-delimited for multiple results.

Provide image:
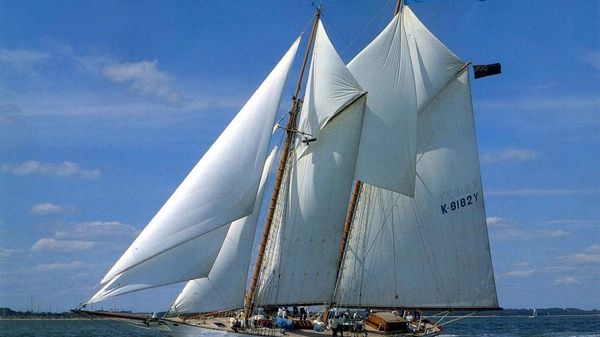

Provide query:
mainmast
left=244, top=8, right=321, bottom=320
left=324, top=0, right=403, bottom=317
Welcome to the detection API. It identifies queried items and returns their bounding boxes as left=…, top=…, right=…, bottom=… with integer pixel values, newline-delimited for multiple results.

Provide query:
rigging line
left=341, top=0, right=394, bottom=54
left=317, top=0, right=393, bottom=57
left=319, top=11, right=352, bottom=49
left=408, top=174, right=449, bottom=304
left=361, top=187, right=403, bottom=260
left=390, top=192, right=399, bottom=301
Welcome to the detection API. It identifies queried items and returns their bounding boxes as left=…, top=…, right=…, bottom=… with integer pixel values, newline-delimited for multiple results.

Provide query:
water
left=1, top=316, right=599, bottom=337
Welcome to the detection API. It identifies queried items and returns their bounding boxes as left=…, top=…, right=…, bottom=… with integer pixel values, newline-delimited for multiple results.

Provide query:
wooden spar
left=322, top=180, right=363, bottom=320
left=394, top=0, right=403, bottom=16
left=243, top=8, right=321, bottom=321
left=336, top=181, right=362, bottom=277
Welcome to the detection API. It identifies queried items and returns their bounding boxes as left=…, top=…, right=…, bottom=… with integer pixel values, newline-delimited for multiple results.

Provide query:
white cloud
left=486, top=216, right=515, bottom=228
left=557, top=253, right=600, bottom=265
left=584, top=244, right=600, bottom=254
left=0, top=48, right=50, bottom=68
left=488, top=216, right=570, bottom=241
left=554, top=276, right=578, bottom=285
left=103, top=60, right=189, bottom=106
left=482, top=148, right=538, bottom=164
left=503, top=270, right=534, bottom=278
left=1, top=160, right=100, bottom=179
left=31, top=238, right=96, bottom=253
left=546, top=219, right=600, bottom=227
left=30, top=221, right=138, bottom=255
left=54, top=221, right=138, bottom=241
left=36, top=261, right=85, bottom=271
left=486, top=188, right=600, bottom=197
left=31, top=203, right=67, bottom=216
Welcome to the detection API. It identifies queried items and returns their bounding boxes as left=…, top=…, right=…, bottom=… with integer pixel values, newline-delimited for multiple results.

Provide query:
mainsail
left=255, top=20, right=366, bottom=306
left=85, top=38, right=300, bottom=304
left=334, top=8, right=497, bottom=309
left=170, top=147, right=278, bottom=314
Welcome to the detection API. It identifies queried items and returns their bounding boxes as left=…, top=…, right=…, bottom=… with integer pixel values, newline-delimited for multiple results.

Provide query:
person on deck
left=338, top=314, right=345, bottom=337
left=330, top=316, right=339, bottom=337
left=300, top=306, right=307, bottom=321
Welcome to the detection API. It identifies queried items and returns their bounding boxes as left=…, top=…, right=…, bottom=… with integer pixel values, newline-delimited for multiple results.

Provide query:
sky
left=1, top=0, right=599, bottom=313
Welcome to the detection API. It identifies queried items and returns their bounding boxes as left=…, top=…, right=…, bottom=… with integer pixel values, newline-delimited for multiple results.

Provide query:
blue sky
left=1, top=0, right=599, bottom=313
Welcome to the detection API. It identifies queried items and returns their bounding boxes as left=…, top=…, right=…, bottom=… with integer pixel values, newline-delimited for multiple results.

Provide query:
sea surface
left=1, top=316, right=599, bottom=337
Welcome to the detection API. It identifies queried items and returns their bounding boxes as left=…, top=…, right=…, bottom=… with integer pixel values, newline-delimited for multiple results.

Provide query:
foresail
left=334, top=69, right=498, bottom=309
left=255, top=21, right=365, bottom=306
left=169, top=147, right=278, bottom=314
left=85, top=38, right=300, bottom=305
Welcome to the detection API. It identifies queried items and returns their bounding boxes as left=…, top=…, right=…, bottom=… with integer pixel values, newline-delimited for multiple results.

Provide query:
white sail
left=403, top=6, right=464, bottom=110
left=297, top=22, right=365, bottom=140
left=255, top=21, right=366, bottom=306
left=86, top=38, right=300, bottom=304
left=349, top=12, right=418, bottom=197
left=170, top=148, right=278, bottom=314
left=334, top=69, right=498, bottom=309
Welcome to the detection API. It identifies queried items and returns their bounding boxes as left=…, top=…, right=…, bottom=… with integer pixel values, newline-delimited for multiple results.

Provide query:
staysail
left=85, top=38, right=300, bottom=304
left=255, top=20, right=366, bottom=306
left=334, top=7, right=497, bottom=309
left=169, top=147, right=278, bottom=314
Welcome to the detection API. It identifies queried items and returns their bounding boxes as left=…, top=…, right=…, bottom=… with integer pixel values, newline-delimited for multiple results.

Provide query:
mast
left=244, top=8, right=321, bottom=320
left=323, top=1, right=403, bottom=317
left=394, top=0, right=403, bottom=16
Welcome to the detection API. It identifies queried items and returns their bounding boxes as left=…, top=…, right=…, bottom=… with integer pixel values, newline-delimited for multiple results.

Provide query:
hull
left=73, top=310, right=440, bottom=337
left=155, top=319, right=440, bottom=337
left=159, top=320, right=239, bottom=337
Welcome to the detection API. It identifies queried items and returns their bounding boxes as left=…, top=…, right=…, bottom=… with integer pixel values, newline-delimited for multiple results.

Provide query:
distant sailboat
left=75, top=1, right=500, bottom=336
left=529, top=309, right=537, bottom=318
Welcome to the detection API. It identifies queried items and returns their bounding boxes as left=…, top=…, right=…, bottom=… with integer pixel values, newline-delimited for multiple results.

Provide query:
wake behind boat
left=75, top=1, right=501, bottom=336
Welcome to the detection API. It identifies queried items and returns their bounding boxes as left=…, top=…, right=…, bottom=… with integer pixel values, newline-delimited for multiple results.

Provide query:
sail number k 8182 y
left=440, top=192, right=479, bottom=214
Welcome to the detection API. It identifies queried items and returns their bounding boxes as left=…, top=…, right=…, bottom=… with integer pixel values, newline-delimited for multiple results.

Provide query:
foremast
left=244, top=8, right=321, bottom=321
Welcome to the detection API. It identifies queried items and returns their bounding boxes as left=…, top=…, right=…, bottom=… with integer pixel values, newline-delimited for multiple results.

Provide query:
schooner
left=75, top=1, right=500, bottom=336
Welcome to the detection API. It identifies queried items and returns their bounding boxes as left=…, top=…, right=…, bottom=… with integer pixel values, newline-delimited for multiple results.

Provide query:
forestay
left=169, top=148, right=278, bottom=314
left=85, top=38, right=300, bottom=305
left=255, top=21, right=366, bottom=306
left=334, top=69, right=498, bottom=309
